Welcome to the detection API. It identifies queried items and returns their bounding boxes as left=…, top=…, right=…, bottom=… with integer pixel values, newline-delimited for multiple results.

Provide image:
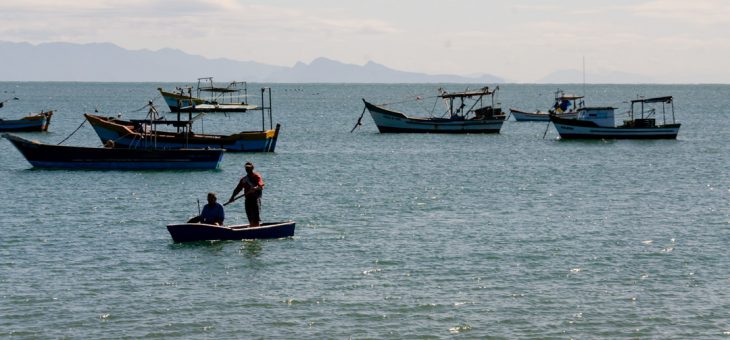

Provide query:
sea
left=1, top=82, right=728, bottom=338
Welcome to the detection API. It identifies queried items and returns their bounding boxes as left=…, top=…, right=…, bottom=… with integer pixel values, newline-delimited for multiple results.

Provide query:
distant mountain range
left=0, top=41, right=504, bottom=83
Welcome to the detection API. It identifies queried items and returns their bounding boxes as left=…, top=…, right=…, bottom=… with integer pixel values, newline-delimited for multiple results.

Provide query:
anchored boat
left=158, top=77, right=258, bottom=113
left=549, top=96, right=681, bottom=139
left=86, top=88, right=280, bottom=152
left=3, top=133, right=224, bottom=170
left=166, top=221, right=296, bottom=242
left=510, top=89, right=583, bottom=121
left=0, top=111, right=53, bottom=132
left=360, top=86, right=506, bottom=133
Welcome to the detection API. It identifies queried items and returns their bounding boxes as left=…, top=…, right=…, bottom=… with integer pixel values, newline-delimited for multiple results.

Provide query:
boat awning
left=558, top=95, right=584, bottom=100
left=130, top=119, right=192, bottom=128
left=199, top=87, right=239, bottom=93
left=631, top=96, right=673, bottom=104
left=439, top=87, right=494, bottom=98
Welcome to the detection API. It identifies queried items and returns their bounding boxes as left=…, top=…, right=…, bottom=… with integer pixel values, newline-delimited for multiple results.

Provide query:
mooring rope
left=56, top=118, right=87, bottom=145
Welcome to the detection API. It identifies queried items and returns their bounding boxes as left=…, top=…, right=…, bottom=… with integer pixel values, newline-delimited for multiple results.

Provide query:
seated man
left=199, top=192, right=225, bottom=225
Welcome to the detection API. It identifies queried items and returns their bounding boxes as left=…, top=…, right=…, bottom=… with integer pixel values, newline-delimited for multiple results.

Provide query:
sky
left=1, top=0, right=729, bottom=83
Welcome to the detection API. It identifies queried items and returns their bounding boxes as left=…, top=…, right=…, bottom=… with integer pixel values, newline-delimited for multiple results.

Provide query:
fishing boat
left=3, top=133, right=225, bottom=170
left=158, top=77, right=258, bottom=113
left=0, top=111, right=53, bottom=132
left=360, top=86, right=506, bottom=133
left=549, top=96, right=681, bottom=139
left=510, top=90, right=583, bottom=121
left=166, top=221, right=296, bottom=242
left=86, top=88, right=280, bottom=152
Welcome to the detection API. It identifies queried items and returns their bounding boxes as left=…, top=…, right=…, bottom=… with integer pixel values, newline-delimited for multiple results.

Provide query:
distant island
left=0, top=41, right=504, bottom=83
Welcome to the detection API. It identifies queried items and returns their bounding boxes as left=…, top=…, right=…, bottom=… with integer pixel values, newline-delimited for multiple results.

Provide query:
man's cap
left=244, top=162, right=254, bottom=169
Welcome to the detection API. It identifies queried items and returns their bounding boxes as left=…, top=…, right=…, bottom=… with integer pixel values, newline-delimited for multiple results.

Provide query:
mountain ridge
left=0, top=41, right=504, bottom=83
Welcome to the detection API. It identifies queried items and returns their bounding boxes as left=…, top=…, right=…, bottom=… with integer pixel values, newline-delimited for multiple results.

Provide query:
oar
left=350, top=106, right=367, bottom=132
left=224, top=193, right=246, bottom=206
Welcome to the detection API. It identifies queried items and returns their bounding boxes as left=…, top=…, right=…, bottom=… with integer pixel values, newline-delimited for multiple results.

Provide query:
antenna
left=582, top=56, right=586, bottom=97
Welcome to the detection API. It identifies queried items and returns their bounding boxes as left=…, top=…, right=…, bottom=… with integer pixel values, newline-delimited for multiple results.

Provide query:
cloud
left=1, top=1, right=729, bottom=82
left=627, top=0, right=730, bottom=25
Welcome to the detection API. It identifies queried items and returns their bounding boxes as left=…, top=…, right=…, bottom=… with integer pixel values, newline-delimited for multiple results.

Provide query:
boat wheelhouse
left=360, top=86, right=506, bottom=133
left=549, top=96, right=681, bottom=139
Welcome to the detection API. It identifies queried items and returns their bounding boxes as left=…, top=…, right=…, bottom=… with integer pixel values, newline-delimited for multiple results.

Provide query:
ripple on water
left=2, top=83, right=730, bottom=338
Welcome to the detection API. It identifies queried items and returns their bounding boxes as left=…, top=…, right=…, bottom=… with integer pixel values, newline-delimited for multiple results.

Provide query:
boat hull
left=0, top=111, right=52, bottom=132
left=159, top=89, right=206, bottom=112
left=510, top=108, right=576, bottom=122
left=84, top=114, right=280, bottom=152
left=166, top=221, right=296, bottom=242
left=549, top=116, right=681, bottom=139
left=363, top=100, right=504, bottom=133
left=3, top=133, right=224, bottom=170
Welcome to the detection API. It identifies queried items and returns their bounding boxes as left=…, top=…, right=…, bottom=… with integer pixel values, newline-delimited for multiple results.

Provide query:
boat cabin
left=551, top=90, right=585, bottom=114
left=576, top=107, right=617, bottom=127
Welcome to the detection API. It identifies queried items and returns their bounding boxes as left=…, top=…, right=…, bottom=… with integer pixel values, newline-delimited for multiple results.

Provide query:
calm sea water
left=1, top=82, right=728, bottom=338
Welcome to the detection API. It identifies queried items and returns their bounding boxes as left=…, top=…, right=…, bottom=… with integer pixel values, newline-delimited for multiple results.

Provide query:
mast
left=268, top=88, right=273, bottom=130
left=261, top=88, right=266, bottom=131
left=582, top=56, right=586, bottom=98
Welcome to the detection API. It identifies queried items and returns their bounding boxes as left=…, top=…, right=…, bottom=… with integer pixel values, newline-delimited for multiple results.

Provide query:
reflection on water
left=239, top=239, right=263, bottom=258
left=168, top=240, right=225, bottom=254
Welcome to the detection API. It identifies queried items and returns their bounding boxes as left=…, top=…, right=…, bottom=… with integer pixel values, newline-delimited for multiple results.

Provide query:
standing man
left=227, top=162, right=264, bottom=227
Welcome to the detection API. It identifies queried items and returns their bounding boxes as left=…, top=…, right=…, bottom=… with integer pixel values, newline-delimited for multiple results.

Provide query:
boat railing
left=196, top=77, right=250, bottom=105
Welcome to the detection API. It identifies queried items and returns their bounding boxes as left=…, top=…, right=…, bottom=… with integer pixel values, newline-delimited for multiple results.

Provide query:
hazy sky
left=1, top=0, right=729, bottom=82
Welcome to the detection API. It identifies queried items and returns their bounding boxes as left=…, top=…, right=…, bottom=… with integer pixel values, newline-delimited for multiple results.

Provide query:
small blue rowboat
left=166, top=221, right=296, bottom=243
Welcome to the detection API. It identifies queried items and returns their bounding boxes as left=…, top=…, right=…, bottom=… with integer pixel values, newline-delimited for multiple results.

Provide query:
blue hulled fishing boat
left=87, top=88, right=280, bottom=152
left=0, top=111, right=53, bottom=132
left=3, top=133, right=224, bottom=170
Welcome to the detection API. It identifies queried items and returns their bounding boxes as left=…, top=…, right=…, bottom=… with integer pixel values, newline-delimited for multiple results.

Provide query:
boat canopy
left=631, top=96, right=673, bottom=104
left=199, top=87, right=238, bottom=93
left=558, top=95, right=584, bottom=100
left=439, top=87, right=495, bottom=98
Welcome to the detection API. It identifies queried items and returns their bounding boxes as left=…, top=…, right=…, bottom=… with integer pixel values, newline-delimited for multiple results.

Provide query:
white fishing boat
left=549, top=96, right=681, bottom=139
left=359, top=86, right=506, bottom=133
left=159, top=77, right=258, bottom=113
left=510, top=89, right=583, bottom=121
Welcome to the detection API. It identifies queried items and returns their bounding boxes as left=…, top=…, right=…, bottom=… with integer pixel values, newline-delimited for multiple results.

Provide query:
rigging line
left=430, top=97, right=438, bottom=115
left=130, top=102, right=151, bottom=113
left=409, top=92, right=431, bottom=116
left=380, top=95, right=437, bottom=106
left=131, top=95, right=163, bottom=113
left=56, top=118, right=87, bottom=145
